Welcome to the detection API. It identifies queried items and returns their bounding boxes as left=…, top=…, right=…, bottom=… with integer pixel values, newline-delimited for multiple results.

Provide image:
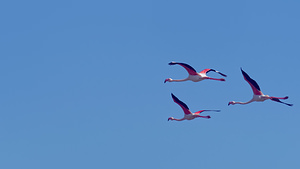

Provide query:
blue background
left=0, top=0, right=299, bottom=168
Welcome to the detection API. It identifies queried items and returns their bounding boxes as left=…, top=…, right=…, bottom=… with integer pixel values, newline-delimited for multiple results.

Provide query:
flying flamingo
left=168, top=93, right=220, bottom=121
left=164, top=62, right=227, bottom=83
left=228, top=68, right=293, bottom=106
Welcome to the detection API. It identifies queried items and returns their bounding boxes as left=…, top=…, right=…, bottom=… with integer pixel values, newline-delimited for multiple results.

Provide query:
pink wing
left=200, top=69, right=227, bottom=77
left=194, top=110, right=220, bottom=114
left=241, top=68, right=262, bottom=95
left=169, top=62, right=198, bottom=75
left=199, top=69, right=210, bottom=74
left=194, top=110, right=205, bottom=115
left=171, top=93, right=192, bottom=115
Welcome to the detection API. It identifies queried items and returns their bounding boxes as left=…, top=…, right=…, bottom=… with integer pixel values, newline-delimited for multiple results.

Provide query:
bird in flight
left=168, top=93, right=220, bottom=121
left=164, top=62, right=227, bottom=83
left=228, top=68, right=293, bottom=106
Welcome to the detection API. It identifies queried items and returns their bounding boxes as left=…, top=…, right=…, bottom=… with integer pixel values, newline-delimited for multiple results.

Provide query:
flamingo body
left=187, top=74, right=207, bottom=82
left=164, top=62, right=226, bottom=83
left=184, top=114, right=201, bottom=120
left=252, top=95, right=270, bottom=102
left=228, top=68, right=293, bottom=106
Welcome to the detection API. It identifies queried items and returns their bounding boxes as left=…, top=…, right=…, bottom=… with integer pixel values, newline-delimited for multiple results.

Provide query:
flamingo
left=228, top=68, right=293, bottom=106
left=168, top=93, right=220, bottom=121
left=164, top=62, right=227, bottom=83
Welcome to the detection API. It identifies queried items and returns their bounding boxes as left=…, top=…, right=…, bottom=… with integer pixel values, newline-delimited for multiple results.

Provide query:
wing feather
left=169, top=62, right=198, bottom=75
left=171, top=93, right=192, bottom=115
left=241, top=68, right=262, bottom=95
left=200, top=69, right=227, bottom=77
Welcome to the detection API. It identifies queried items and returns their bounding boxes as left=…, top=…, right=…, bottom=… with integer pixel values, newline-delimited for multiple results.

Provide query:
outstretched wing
left=194, top=110, right=221, bottom=114
left=270, top=98, right=293, bottom=106
left=200, top=69, right=227, bottom=77
left=169, top=62, right=198, bottom=75
left=171, top=93, right=192, bottom=115
left=241, top=68, right=262, bottom=95
left=193, top=110, right=205, bottom=114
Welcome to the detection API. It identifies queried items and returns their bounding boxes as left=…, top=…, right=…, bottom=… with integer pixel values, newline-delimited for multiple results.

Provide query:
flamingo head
left=164, top=78, right=172, bottom=83
left=168, top=117, right=174, bottom=121
left=228, top=101, right=235, bottom=106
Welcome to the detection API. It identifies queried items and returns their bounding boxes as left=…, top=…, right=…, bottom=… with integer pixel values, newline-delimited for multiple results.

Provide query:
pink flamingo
left=164, top=62, right=227, bottom=83
left=168, top=93, right=220, bottom=121
left=228, top=68, right=293, bottom=106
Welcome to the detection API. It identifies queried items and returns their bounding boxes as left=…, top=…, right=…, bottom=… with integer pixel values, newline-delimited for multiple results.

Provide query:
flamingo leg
left=195, top=115, right=211, bottom=119
left=270, top=96, right=289, bottom=100
left=205, top=77, right=225, bottom=81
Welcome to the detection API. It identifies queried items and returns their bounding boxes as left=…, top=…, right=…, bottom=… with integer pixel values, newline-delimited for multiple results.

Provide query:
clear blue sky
left=0, top=0, right=299, bottom=168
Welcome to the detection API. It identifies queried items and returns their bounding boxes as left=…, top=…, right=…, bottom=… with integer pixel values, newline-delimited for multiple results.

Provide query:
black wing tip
left=208, top=69, right=227, bottom=77
left=271, top=98, right=293, bottom=106
left=168, top=62, right=176, bottom=65
left=219, top=72, right=227, bottom=77
left=240, top=68, right=248, bottom=76
left=240, top=68, right=250, bottom=77
left=240, top=68, right=261, bottom=91
left=171, top=93, right=178, bottom=100
left=171, top=93, right=175, bottom=98
left=209, top=110, right=221, bottom=112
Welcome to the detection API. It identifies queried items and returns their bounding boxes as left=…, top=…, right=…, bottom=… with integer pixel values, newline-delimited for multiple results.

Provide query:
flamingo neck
left=234, top=100, right=254, bottom=105
left=171, top=78, right=188, bottom=82
left=174, top=118, right=185, bottom=121
left=171, top=117, right=185, bottom=121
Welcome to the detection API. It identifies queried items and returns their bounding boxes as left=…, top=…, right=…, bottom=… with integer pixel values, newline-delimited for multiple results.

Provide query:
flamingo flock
left=164, top=62, right=293, bottom=122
